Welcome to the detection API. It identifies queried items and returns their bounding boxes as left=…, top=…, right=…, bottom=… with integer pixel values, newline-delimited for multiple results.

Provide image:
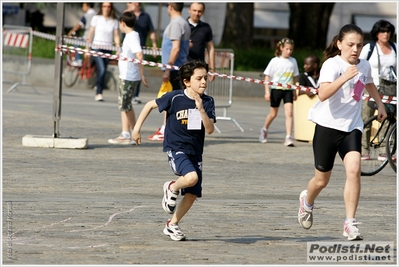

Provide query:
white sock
left=304, top=197, right=314, bottom=211
left=122, top=131, right=131, bottom=138
left=160, top=125, right=165, bottom=135
left=345, top=218, right=356, bottom=223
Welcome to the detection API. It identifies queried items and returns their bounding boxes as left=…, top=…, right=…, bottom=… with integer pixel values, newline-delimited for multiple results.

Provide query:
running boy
left=297, top=24, right=387, bottom=240
left=108, top=11, right=148, bottom=145
left=132, top=60, right=216, bottom=241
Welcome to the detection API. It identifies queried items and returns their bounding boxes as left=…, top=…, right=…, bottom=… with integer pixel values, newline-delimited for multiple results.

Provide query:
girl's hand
left=377, top=104, right=388, bottom=122
left=264, top=92, right=270, bottom=101
left=343, top=65, right=358, bottom=81
left=293, top=90, right=298, bottom=101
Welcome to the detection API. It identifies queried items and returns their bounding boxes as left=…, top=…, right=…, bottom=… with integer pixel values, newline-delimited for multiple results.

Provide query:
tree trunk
left=220, top=3, right=254, bottom=48
left=288, top=3, right=335, bottom=50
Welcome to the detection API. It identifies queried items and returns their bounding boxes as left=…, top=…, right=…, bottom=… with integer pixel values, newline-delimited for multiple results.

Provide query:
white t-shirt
left=90, top=15, right=118, bottom=48
left=308, top=55, right=373, bottom=133
left=118, top=31, right=142, bottom=81
left=359, top=42, right=397, bottom=86
left=263, top=56, right=299, bottom=90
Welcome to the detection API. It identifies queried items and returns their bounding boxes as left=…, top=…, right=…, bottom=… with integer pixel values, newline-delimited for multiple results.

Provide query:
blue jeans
left=92, top=49, right=111, bottom=95
left=133, top=81, right=141, bottom=98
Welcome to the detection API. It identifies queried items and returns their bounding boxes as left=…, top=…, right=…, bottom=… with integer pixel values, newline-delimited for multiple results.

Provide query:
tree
left=288, top=3, right=335, bottom=50
left=220, top=3, right=254, bottom=48
left=220, top=3, right=334, bottom=50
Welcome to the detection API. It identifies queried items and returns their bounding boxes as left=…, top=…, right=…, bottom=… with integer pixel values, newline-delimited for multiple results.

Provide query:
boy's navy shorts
left=167, top=150, right=203, bottom=197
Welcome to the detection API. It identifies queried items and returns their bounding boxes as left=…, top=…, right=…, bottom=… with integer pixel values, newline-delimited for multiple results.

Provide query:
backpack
left=366, top=41, right=397, bottom=60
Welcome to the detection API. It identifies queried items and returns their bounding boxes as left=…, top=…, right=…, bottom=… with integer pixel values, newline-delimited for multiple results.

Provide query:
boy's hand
left=142, top=76, right=149, bottom=88
left=193, top=93, right=203, bottom=111
left=132, top=130, right=141, bottom=145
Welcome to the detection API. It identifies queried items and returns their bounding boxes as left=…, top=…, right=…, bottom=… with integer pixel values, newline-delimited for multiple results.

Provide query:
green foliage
left=32, top=36, right=56, bottom=59
left=232, top=46, right=324, bottom=72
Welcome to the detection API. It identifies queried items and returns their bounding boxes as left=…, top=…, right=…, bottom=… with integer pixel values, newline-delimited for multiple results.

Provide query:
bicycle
left=361, top=102, right=397, bottom=176
left=63, top=50, right=88, bottom=87
left=62, top=48, right=117, bottom=91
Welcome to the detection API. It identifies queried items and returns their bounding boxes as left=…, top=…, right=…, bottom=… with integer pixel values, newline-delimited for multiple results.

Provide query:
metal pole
left=53, top=3, right=65, bottom=138
left=157, top=3, right=162, bottom=41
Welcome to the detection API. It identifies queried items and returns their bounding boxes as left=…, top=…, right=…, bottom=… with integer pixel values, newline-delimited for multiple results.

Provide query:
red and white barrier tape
left=56, top=45, right=179, bottom=71
left=4, top=28, right=397, bottom=103
left=56, top=44, right=397, bottom=103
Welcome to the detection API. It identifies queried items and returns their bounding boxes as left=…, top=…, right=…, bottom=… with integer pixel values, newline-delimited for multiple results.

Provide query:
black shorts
left=270, top=89, right=294, bottom=107
left=313, top=124, right=362, bottom=172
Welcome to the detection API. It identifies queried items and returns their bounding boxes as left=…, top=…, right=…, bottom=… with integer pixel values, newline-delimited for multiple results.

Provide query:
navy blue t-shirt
left=187, top=19, right=213, bottom=61
left=156, top=90, right=216, bottom=155
left=135, top=12, right=155, bottom=47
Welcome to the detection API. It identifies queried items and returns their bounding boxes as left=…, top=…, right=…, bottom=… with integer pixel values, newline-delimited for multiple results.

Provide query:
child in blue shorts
left=132, top=60, right=216, bottom=241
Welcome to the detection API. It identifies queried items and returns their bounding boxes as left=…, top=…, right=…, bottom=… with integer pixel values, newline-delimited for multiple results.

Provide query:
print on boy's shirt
left=175, top=109, right=202, bottom=129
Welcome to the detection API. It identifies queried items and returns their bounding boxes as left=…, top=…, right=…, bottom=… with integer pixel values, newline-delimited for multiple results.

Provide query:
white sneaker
left=94, top=94, right=103, bottom=101
left=343, top=219, right=363, bottom=241
left=284, top=136, right=294, bottom=147
left=259, top=127, right=267, bottom=143
left=163, top=219, right=186, bottom=241
left=108, top=135, right=134, bottom=145
left=298, top=190, right=313, bottom=229
left=162, top=181, right=179, bottom=214
left=132, top=97, right=142, bottom=104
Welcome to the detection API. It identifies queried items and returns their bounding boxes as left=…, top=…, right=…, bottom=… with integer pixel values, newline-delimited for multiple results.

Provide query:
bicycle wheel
left=63, top=65, right=79, bottom=87
left=361, top=115, right=389, bottom=176
left=386, top=122, right=397, bottom=173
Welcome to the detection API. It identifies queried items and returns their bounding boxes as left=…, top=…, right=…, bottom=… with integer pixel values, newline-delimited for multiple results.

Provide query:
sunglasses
left=379, top=29, right=391, bottom=33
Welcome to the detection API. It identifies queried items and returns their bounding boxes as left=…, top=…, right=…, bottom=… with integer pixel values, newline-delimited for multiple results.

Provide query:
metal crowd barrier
left=206, top=49, right=244, bottom=133
left=3, top=25, right=37, bottom=93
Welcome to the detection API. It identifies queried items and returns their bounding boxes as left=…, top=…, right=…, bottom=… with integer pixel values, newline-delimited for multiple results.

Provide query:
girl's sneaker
left=298, top=190, right=313, bottom=229
left=259, top=127, right=267, bottom=143
left=163, top=219, right=186, bottom=241
left=343, top=219, right=363, bottom=241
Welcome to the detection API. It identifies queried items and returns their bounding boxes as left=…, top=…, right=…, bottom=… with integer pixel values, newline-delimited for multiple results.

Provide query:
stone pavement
left=2, top=84, right=397, bottom=265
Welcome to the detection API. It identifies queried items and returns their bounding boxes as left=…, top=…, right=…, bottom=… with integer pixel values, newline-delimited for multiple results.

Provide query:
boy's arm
left=136, top=51, right=149, bottom=88
left=132, top=99, right=159, bottom=145
left=200, top=110, right=215, bottom=135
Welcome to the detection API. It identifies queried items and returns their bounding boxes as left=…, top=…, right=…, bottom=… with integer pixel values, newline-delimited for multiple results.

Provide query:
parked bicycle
left=63, top=50, right=91, bottom=87
left=361, top=102, right=396, bottom=176
left=62, top=48, right=117, bottom=91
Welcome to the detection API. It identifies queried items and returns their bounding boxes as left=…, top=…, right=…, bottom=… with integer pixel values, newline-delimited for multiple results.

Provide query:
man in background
left=68, top=3, right=96, bottom=66
left=187, top=2, right=215, bottom=82
left=148, top=3, right=191, bottom=141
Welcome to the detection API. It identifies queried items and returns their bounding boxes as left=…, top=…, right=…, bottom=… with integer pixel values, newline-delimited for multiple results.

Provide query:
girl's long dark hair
left=323, top=24, right=363, bottom=61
